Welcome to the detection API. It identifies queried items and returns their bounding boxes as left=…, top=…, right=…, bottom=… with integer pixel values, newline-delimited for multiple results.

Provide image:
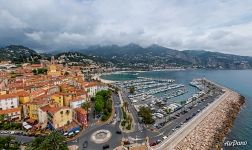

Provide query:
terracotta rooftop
left=0, top=107, right=20, bottom=115
left=0, top=93, right=18, bottom=100
left=74, top=108, right=87, bottom=115
left=82, top=82, right=97, bottom=87
left=70, top=96, right=84, bottom=102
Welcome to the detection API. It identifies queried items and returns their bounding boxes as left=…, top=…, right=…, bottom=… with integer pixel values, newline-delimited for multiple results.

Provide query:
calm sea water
left=101, top=70, right=252, bottom=150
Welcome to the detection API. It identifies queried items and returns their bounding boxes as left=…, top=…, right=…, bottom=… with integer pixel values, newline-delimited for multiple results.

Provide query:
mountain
left=1, top=44, right=251, bottom=69
left=78, top=44, right=252, bottom=69
left=54, top=52, right=112, bottom=67
left=0, top=45, right=42, bottom=63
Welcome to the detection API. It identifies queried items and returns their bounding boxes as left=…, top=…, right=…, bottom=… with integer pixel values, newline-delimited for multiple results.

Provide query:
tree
left=0, top=136, right=19, bottom=150
left=64, top=72, right=69, bottom=76
left=138, top=107, right=154, bottom=124
left=26, top=136, right=44, bottom=150
left=129, top=86, right=135, bottom=94
left=94, top=95, right=104, bottom=113
left=165, top=108, right=172, bottom=122
left=82, top=102, right=91, bottom=111
left=26, top=131, right=68, bottom=150
left=0, top=114, right=5, bottom=123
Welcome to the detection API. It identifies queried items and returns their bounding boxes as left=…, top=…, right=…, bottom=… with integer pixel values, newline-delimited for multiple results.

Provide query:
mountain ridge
left=0, top=44, right=251, bottom=69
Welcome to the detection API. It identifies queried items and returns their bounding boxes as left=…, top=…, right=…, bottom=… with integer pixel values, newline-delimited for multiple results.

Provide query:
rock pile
left=174, top=92, right=245, bottom=150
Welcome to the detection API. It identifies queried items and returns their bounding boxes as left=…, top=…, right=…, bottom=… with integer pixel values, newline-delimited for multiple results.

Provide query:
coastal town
left=0, top=55, right=245, bottom=150
left=0, top=57, right=111, bottom=147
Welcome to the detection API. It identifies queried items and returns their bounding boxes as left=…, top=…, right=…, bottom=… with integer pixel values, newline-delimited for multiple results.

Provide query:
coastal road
left=153, top=89, right=230, bottom=150
left=0, top=134, right=34, bottom=144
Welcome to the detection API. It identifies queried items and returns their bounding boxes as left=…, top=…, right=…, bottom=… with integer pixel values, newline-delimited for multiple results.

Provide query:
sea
left=101, top=70, right=252, bottom=150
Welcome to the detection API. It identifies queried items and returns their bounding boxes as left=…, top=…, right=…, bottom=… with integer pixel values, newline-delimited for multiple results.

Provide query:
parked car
left=149, top=142, right=157, bottom=146
left=103, top=144, right=110, bottom=149
left=83, top=141, right=88, bottom=148
left=156, top=139, right=162, bottom=144
left=116, top=131, right=122, bottom=134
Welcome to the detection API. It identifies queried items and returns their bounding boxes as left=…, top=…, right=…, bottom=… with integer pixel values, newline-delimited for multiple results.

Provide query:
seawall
left=174, top=91, right=245, bottom=150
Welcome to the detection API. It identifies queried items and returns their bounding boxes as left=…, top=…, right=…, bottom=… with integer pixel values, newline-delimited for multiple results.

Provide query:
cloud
left=0, top=0, right=252, bottom=55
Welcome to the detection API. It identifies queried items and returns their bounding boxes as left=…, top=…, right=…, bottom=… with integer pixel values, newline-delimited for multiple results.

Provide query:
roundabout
left=90, top=129, right=112, bottom=144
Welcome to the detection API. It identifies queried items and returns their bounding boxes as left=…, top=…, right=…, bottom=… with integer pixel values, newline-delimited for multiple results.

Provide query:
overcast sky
left=1, top=0, right=252, bottom=55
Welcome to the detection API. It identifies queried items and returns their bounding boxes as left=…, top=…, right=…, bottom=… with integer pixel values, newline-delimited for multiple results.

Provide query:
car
left=149, top=142, right=157, bottom=146
left=83, top=141, right=88, bottom=148
left=156, top=139, right=162, bottom=144
left=103, top=144, right=110, bottom=149
left=162, top=136, right=168, bottom=140
left=116, top=130, right=122, bottom=134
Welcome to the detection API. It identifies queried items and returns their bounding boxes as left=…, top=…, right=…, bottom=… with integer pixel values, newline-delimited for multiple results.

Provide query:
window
left=66, top=110, right=70, bottom=115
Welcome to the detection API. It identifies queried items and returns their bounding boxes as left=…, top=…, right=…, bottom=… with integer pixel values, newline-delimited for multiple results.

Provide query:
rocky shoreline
left=174, top=91, right=245, bottom=150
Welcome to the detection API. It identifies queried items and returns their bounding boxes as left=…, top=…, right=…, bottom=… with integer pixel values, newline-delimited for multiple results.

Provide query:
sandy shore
left=92, top=73, right=116, bottom=84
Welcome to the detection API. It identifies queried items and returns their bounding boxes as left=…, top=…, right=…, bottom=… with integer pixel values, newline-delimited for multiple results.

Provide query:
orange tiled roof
left=39, top=104, right=51, bottom=112
left=74, top=108, right=87, bottom=115
left=30, top=64, right=42, bottom=67
left=16, top=91, right=30, bottom=97
left=28, top=98, right=49, bottom=105
left=30, top=89, right=46, bottom=97
left=70, top=96, right=84, bottom=102
left=0, top=107, right=20, bottom=115
left=0, top=94, right=18, bottom=100
left=47, top=106, right=70, bottom=114
left=82, top=82, right=97, bottom=88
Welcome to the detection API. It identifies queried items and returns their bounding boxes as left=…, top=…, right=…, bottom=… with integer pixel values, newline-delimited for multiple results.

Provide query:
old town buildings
left=0, top=58, right=107, bottom=135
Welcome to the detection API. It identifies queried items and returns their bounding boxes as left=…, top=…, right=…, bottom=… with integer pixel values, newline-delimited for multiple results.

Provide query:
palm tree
left=82, top=102, right=91, bottom=111
left=165, top=108, right=171, bottom=122
left=129, top=86, right=135, bottom=94
left=26, top=131, right=68, bottom=150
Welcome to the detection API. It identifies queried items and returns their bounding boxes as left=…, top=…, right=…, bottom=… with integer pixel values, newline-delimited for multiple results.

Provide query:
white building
left=0, top=94, right=21, bottom=120
left=69, top=97, right=86, bottom=109
left=82, top=82, right=98, bottom=97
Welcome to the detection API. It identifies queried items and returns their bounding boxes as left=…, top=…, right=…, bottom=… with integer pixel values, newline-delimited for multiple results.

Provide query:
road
left=0, top=134, right=34, bottom=144
left=67, top=92, right=123, bottom=150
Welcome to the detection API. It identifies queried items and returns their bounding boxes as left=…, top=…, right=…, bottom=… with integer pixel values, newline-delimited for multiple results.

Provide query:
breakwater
left=174, top=91, right=245, bottom=150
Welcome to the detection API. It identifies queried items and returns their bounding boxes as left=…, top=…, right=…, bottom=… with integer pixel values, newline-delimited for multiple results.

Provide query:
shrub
left=126, top=123, right=131, bottom=130
left=121, top=120, right=126, bottom=126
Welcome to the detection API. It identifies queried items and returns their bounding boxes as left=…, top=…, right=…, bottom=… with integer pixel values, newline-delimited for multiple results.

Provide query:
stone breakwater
left=174, top=91, right=245, bottom=150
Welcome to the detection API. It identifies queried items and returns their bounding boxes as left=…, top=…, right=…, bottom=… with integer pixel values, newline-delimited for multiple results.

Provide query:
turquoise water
left=101, top=70, right=252, bottom=150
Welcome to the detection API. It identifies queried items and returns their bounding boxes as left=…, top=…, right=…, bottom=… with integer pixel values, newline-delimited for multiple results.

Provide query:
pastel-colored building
left=82, top=82, right=98, bottom=97
left=47, top=106, right=73, bottom=129
left=16, top=91, right=30, bottom=104
left=74, top=108, right=88, bottom=127
left=51, top=93, right=64, bottom=107
left=62, top=93, right=73, bottom=107
left=0, top=94, right=21, bottom=120
left=69, top=96, right=86, bottom=109
left=27, top=98, right=49, bottom=120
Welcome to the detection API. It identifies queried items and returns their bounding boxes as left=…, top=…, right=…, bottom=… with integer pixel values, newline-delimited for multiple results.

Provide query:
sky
left=1, top=0, right=252, bottom=55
